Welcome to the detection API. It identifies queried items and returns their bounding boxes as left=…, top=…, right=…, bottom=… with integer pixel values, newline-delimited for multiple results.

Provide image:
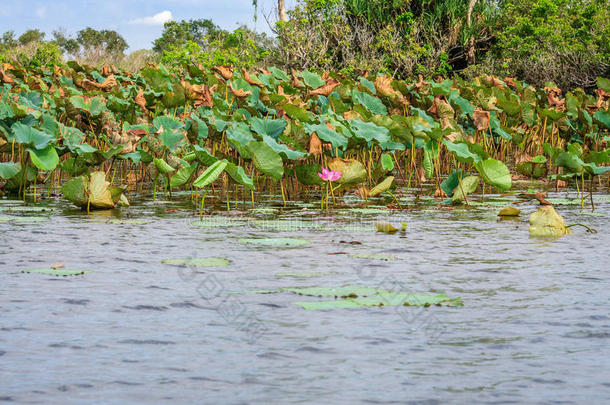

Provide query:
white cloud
left=128, top=10, right=172, bottom=26
left=35, top=5, right=47, bottom=18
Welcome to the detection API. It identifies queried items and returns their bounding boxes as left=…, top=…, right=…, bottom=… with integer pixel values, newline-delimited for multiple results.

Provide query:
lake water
left=1, top=191, right=609, bottom=403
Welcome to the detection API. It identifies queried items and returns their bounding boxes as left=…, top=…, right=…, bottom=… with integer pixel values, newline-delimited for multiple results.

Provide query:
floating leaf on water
left=475, top=158, right=512, bottom=191
left=190, top=217, right=246, bottom=228
left=7, top=206, right=53, bottom=212
left=293, top=293, right=464, bottom=310
left=349, top=253, right=399, bottom=261
left=252, top=220, right=323, bottom=231
left=12, top=216, right=50, bottom=223
left=22, top=268, right=92, bottom=276
left=529, top=205, right=572, bottom=237
left=375, top=221, right=407, bottom=234
left=498, top=207, right=521, bottom=217
left=278, top=286, right=385, bottom=298
left=238, top=237, right=310, bottom=246
left=161, top=258, right=230, bottom=267
left=275, top=272, right=328, bottom=278
left=107, top=219, right=153, bottom=225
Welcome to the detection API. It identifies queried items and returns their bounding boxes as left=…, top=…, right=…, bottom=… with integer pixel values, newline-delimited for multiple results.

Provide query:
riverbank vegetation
left=0, top=0, right=608, bottom=210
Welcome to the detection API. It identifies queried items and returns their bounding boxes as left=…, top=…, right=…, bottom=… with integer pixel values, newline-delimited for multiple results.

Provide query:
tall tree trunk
left=278, top=0, right=287, bottom=22
left=466, top=0, right=478, bottom=65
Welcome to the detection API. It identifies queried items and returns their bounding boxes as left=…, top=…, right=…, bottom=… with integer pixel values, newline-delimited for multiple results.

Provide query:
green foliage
left=477, top=0, right=610, bottom=89
left=276, top=0, right=497, bottom=77
left=157, top=20, right=274, bottom=70
left=76, top=27, right=128, bottom=55
left=18, top=29, right=45, bottom=45
left=153, top=19, right=221, bottom=53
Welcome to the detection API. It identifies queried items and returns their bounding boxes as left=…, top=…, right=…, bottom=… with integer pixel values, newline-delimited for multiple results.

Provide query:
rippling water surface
left=1, top=191, right=609, bottom=403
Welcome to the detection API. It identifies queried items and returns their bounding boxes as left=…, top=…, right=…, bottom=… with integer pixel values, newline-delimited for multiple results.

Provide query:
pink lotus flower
left=318, top=167, right=342, bottom=182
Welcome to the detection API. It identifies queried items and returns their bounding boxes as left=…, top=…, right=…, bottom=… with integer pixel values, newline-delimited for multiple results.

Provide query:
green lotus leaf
left=298, top=70, right=325, bottom=88
left=225, top=162, right=255, bottom=190
left=304, top=123, right=348, bottom=151
left=69, top=95, right=106, bottom=116
left=380, top=153, right=394, bottom=171
left=280, top=104, right=312, bottom=122
left=349, top=119, right=390, bottom=145
left=10, top=123, right=55, bottom=149
left=349, top=253, right=399, bottom=261
left=161, top=258, right=230, bottom=267
left=170, top=163, right=197, bottom=188
left=0, top=162, right=20, bottom=180
left=239, top=237, right=310, bottom=246
left=294, top=163, right=324, bottom=186
left=250, top=117, right=287, bottom=139
left=193, top=159, right=228, bottom=188
left=369, top=176, right=394, bottom=197
left=475, top=158, right=512, bottom=191
left=352, top=90, right=388, bottom=115
left=443, top=139, right=483, bottom=163
left=153, top=158, right=176, bottom=175
left=27, top=145, right=59, bottom=171
left=22, top=269, right=92, bottom=276
left=246, top=141, right=284, bottom=181
left=452, top=175, right=479, bottom=203
left=440, top=169, right=463, bottom=197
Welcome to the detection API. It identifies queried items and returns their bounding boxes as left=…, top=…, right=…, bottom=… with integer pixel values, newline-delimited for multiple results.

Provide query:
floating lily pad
left=239, top=237, right=310, bottom=246
left=275, top=272, right=329, bottom=278
left=6, top=206, right=53, bottom=212
left=375, top=222, right=407, bottom=233
left=249, top=207, right=279, bottom=215
left=349, top=253, right=399, bottom=261
left=12, top=216, right=50, bottom=223
left=190, top=218, right=246, bottom=228
left=107, top=219, right=153, bottom=225
left=161, top=258, right=230, bottom=267
left=276, top=286, right=385, bottom=298
left=545, top=198, right=582, bottom=206
left=293, top=293, right=463, bottom=310
left=22, top=268, right=92, bottom=276
left=251, top=220, right=323, bottom=231
left=498, top=206, right=521, bottom=216
left=578, top=211, right=607, bottom=217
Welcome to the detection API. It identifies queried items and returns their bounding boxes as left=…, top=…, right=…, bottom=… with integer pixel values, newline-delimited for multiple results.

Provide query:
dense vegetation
left=1, top=0, right=608, bottom=89
left=0, top=0, right=608, bottom=210
left=0, top=58, right=608, bottom=209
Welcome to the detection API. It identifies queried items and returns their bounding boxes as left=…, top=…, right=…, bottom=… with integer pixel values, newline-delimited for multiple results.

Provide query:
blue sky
left=0, top=0, right=297, bottom=51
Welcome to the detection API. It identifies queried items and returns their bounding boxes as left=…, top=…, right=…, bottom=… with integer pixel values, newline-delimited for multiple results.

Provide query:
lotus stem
left=566, top=223, right=598, bottom=234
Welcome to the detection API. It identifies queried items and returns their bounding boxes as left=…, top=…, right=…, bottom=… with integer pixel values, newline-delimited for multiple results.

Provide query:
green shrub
left=479, top=0, right=610, bottom=89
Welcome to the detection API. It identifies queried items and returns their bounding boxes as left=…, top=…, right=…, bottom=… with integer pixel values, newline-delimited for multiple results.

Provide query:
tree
left=18, top=29, right=45, bottom=45
left=153, top=19, right=221, bottom=53
left=0, top=31, right=18, bottom=51
left=52, top=29, right=80, bottom=55
left=76, top=27, right=128, bottom=55
left=278, top=0, right=287, bottom=22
